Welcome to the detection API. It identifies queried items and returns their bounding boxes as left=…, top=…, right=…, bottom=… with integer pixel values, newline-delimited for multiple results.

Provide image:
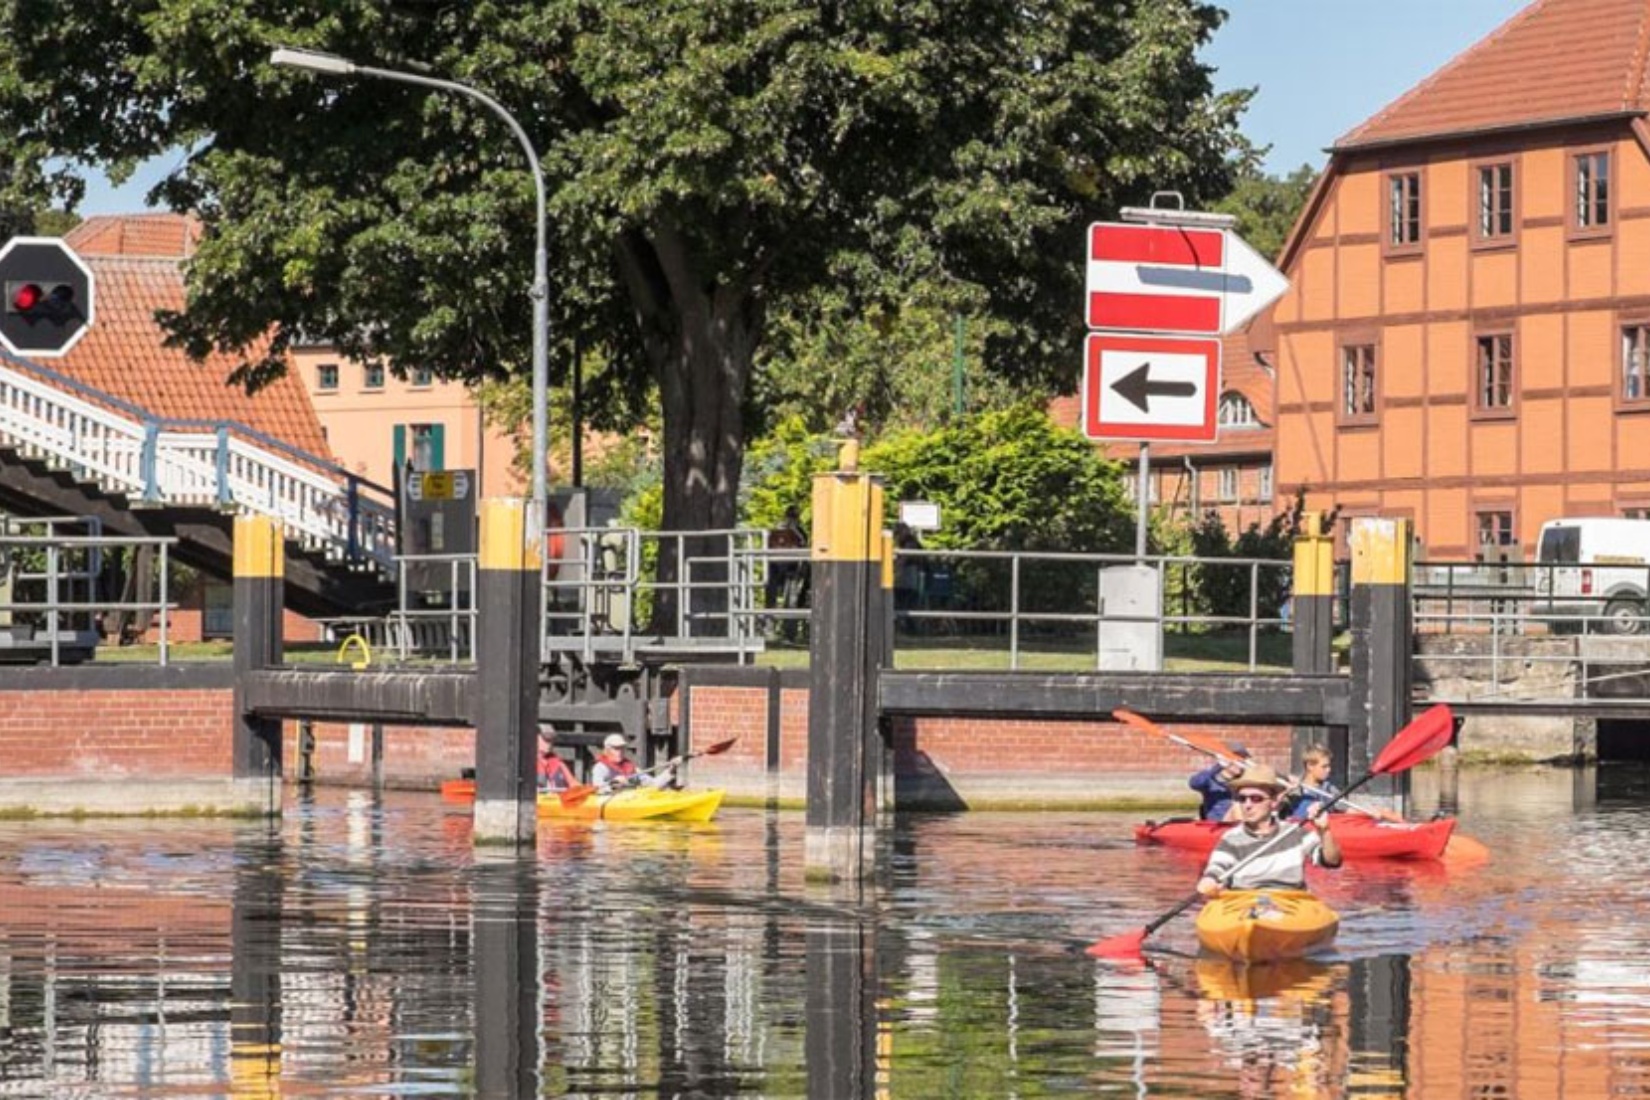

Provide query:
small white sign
left=347, top=722, right=366, bottom=764
left=900, top=500, right=941, bottom=531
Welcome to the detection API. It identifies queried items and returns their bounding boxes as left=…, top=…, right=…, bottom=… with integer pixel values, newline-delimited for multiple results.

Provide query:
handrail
left=0, top=352, right=397, bottom=568
left=0, top=348, right=393, bottom=497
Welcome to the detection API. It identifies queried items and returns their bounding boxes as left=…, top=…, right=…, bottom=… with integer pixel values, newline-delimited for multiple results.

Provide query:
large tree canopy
left=0, top=0, right=1249, bottom=533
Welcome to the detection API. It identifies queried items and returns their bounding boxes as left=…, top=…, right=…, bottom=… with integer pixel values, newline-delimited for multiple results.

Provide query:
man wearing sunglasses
left=1196, top=764, right=1342, bottom=896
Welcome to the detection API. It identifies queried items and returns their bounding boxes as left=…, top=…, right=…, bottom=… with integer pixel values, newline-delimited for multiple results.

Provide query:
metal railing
left=882, top=548, right=1293, bottom=672
left=0, top=352, right=397, bottom=570
left=0, top=521, right=178, bottom=666
left=1411, top=559, right=1650, bottom=707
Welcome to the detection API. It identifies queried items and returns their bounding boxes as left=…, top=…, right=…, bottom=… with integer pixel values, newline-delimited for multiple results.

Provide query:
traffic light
left=0, top=237, right=96, bottom=358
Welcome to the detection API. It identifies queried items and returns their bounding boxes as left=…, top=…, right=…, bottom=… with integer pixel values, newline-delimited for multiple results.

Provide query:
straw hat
left=1228, top=763, right=1286, bottom=796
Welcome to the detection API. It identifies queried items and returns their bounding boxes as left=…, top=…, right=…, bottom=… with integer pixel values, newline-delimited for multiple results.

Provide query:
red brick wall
left=682, top=681, right=1292, bottom=794
left=283, top=721, right=476, bottom=787
left=0, top=688, right=232, bottom=776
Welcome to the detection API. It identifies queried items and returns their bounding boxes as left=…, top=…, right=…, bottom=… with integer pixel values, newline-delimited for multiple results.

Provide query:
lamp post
left=269, top=47, right=550, bottom=537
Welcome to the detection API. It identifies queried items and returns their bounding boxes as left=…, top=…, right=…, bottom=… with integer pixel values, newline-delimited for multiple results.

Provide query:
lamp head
left=269, top=47, right=357, bottom=76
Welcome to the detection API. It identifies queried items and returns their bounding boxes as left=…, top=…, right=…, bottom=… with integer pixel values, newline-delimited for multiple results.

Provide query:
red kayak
left=1134, top=813, right=1456, bottom=861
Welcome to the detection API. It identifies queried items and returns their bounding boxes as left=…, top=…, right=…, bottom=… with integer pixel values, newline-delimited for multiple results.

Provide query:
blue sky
left=1206, top=0, right=1527, bottom=173
left=77, top=1, right=1530, bottom=215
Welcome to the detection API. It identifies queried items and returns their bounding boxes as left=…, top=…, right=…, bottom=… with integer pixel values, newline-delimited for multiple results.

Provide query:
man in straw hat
left=1196, top=763, right=1342, bottom=895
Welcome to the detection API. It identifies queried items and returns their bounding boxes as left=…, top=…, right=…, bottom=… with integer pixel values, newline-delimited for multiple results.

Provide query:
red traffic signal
left=7, top=281, right=75, bottom=319
left=0, top=238, right=95, bottom=358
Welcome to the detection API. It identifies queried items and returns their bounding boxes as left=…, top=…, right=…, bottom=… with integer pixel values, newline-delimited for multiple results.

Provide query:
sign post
left=1079, top=200, right=1289, bottom=559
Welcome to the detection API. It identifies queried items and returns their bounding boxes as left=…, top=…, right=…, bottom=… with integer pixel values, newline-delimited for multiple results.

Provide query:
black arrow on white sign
left=1112, top=362, right=1197, bottom=413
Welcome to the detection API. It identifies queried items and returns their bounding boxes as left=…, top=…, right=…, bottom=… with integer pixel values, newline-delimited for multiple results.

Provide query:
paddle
left=1114, top=708, right=1395, bottom=822
left=557, top=736, right=739, bottom=807
left=1086, top=703, right=1456, bottom=960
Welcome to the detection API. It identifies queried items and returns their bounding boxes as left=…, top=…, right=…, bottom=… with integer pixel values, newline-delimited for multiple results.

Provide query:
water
left=0, top=766, right=1647, bottom=1097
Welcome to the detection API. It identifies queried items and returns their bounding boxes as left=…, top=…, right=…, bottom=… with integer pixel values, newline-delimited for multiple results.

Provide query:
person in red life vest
left=592, top=733, right=676, bottom=790
left=537, top=727, right=575, bottom=793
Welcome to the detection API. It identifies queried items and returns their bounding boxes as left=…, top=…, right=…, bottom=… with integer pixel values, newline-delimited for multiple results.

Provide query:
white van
left=1535, top=518, right=1650, bottom=634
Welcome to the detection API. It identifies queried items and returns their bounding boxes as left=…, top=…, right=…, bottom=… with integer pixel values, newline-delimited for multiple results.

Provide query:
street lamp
left=269, top=46, right=551, bottom=538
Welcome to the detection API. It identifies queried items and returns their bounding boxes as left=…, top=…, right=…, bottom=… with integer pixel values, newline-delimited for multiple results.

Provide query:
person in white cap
left=591, top=733, right=676, bottom=790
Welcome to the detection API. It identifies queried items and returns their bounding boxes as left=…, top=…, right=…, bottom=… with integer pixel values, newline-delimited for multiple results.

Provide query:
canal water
left=0, top=765, right=1647, bottom=1098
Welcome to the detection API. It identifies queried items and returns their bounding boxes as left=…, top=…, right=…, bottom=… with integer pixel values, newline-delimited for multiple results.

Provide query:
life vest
left=538, top=754, right=574, bottom=791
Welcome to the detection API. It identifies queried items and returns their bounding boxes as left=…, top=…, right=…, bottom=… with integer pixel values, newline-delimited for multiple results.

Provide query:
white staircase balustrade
left=0, top=355, right=396, bottom=570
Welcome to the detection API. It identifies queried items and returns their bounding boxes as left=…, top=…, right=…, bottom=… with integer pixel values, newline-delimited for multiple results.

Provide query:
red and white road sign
left=1086, top=222, right=1287, bottom=336
left=1081, top=332, right=1221, bottom=442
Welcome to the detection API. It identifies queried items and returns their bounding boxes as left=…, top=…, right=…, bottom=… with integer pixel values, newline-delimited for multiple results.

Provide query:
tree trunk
left=614, top=223, right=763, bottom=637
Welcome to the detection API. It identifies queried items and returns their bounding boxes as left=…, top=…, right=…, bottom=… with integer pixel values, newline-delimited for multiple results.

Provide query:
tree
left=1213, top=162, right=1318, bottom=262
left=0, top=1, right=1249, bottom=535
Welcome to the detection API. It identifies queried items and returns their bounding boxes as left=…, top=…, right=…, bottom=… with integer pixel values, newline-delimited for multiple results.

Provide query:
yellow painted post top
left=1350, top=517, right=1412, bottom=586
left=479, top=498, right=544, bottom=571
left=880, top=530, right=895, bottom=590
left=232, top=515, right=285, bottom=579
left=1292, top=515, right=1336, bottom=598
left=811, top=472, right=884, bottom=562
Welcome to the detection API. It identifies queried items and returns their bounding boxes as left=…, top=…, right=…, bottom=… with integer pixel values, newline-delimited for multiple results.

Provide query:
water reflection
left=4, top=767, right=1650, bottom=1094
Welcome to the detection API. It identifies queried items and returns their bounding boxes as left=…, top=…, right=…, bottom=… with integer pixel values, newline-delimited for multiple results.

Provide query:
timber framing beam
left=879, top=671, right=1350, bottom=726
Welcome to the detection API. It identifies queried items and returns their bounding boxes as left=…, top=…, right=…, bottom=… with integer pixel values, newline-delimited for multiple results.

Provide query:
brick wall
left=0, top=687, right=232, bottom=777
left=284, top=720, right=476, bottom=787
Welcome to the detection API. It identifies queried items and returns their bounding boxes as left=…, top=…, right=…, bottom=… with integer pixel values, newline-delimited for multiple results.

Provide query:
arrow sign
left=1086, top=222, right=1288, bottom=336
left=1081, top=333, right=1220, bottom=442
left=1112, top=362, right=1197, bottom=413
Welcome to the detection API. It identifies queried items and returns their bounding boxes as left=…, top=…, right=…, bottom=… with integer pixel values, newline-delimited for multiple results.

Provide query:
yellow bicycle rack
left=336, top=633, right=372, bottom=670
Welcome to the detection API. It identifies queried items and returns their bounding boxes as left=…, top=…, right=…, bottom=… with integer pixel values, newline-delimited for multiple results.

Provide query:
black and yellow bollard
left=873, top=528, right=895, bottom=815
left=1348, top=516, right=1413, bottom=813
left=1290, top=513, right=1340, bottom=780
left=473, top=499, right=542, bottom=845
left=806, top=461, right=884, bottom=882
left=232, top=514, right=284, bottom=815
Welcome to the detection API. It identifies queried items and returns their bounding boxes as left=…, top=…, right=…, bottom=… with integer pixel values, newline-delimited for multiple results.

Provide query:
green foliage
left=1176, top=488, right=1339, bottom=622
left=738, top=415, right=836, bottom=531
left=1213, top=161, right=1318, bottom=261
left=863, top=404, right=1133, bottom=552
left=0, top=0, right=1250, bottom=532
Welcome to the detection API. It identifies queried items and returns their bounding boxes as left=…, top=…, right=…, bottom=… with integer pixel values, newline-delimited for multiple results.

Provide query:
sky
left=76, top=0, right=1531, bottom=215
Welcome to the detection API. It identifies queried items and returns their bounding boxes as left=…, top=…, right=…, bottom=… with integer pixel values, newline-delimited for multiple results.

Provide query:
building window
left=1388, top=172, right=1422, bottom=248
left=1217, top=392, right=1259, bottom=428
left=1624, top=325, right=1650, bottom=403
left=1258, top=464, right=1273, bottom=502
left=1476, top=510, right=1515, bottom=550
left=1575, top=151, right=1610, bottom=230
left=1477, top=163, right=1514, bottom=240
left=1475, top=333, right=1514, bottom=411
left=411, top=367, right=434, bottom=388
left=363, top=363, right=385, bottom=390
left=1217, top=468, right=1238, bottom=502
left=1341, top=344, right=1377, bottom=421
left=316, top=363, right=339, bottom=392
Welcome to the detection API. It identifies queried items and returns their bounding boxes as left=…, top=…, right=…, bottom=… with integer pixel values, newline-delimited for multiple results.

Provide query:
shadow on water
left=6, top=769, right=1650, bottom=1095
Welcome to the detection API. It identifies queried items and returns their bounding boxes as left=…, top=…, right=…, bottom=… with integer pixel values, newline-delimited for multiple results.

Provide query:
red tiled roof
left=66, top=213, right=202, bottom=259
left=50, top=215, right=331, bottom=459
left=1336, top=0, right=1650, bottom=150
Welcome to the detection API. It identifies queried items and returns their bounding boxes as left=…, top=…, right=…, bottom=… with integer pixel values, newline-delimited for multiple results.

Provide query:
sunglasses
left=1234, top=793, right=1273, bottom=804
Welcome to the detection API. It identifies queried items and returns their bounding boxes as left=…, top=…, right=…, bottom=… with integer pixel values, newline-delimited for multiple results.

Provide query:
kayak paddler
left=592, top=733, right=677, bottom=791
left=1196, top=764, right=1342, bottom=896
left=1281, top=743, right=1404, bottom=823
left=537, top=726, right=575, bottom=793
left=1189, top=743, right=1252, bottom=822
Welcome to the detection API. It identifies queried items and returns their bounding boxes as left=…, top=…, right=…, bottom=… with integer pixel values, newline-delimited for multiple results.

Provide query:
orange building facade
left=1272, top=0, right=1650, bottom=558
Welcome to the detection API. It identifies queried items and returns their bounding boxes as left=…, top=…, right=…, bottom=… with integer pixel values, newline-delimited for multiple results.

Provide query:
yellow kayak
left=538, top=787, right=725, bottom=823
left=1192, top=957, right=1336, bottom=1003
left=1194, top=890, right=1339, bottom=963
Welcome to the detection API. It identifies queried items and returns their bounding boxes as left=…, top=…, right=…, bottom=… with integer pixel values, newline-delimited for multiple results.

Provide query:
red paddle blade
left=1114, top=709, right=1240, bottom=762
left=559, top=783, right=598, bottom=807
left=1084, top=928, right=1148, bottom=959
left=700, top=737, right=739, bottom=757
left=1371, top=704, right=1455, bottom=775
